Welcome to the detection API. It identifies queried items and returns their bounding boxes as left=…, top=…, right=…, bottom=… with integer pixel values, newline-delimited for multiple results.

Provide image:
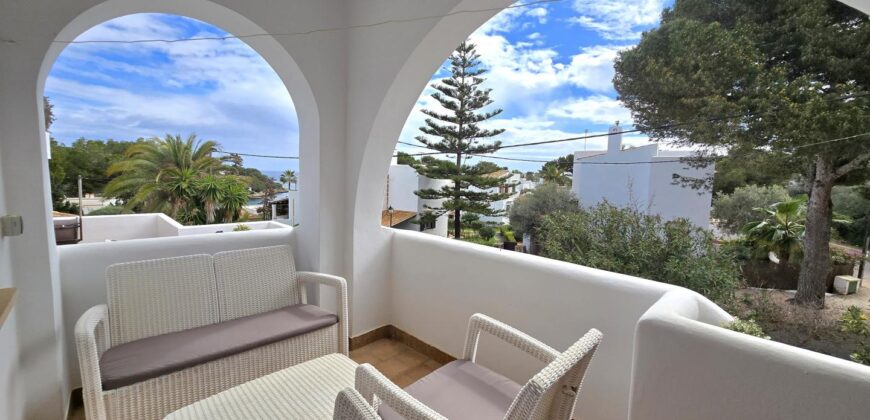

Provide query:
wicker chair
left=352, top=314, right=602, bottom=420
left=75, top=245, right=348, bottom=420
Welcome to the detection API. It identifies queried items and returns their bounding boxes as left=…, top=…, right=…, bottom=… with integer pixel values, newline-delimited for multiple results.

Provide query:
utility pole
left=859, top=213, right=869, bottom=279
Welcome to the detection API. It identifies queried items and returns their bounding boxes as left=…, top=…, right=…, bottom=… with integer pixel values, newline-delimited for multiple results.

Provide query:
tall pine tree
left=414, top=41, right=508, bottom=239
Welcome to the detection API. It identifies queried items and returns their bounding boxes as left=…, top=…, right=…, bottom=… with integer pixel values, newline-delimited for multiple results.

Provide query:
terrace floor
left=67, top=338, right=443, bottom=419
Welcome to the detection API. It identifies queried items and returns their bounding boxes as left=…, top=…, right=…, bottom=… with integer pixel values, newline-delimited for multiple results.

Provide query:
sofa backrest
left=213, top=245, right=301, bottom=321
left=106, top=254, right=219, bottom=347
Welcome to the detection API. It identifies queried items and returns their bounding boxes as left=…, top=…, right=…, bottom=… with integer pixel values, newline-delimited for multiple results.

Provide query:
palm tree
left=280, top=169, right=297, bottom=190
left=540, top=164, right=569, bottom=186
left=218, top=177, right=250, bottom=222
left=194, top=174, right=224, bottom=224
left=105, top=134, right=221, bottom=219
left=743, top=198, right=807, bottom=263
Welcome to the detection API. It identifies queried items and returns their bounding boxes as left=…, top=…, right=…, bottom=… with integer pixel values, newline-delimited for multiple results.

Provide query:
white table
left=165, top=353, right=358, bottom=419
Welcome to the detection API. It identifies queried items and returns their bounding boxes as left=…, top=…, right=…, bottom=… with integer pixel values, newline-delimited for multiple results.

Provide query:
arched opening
left=23, top=0, right=322, bottom=404
left=43, top=13, right=301, bottom=243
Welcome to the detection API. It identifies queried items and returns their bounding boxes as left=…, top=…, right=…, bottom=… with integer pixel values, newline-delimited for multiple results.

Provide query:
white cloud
left=45, top=14, right=298, bottom=171
left=570, top=0, right=666, bottom=40
left=546, top=95, right=633, bottom=125
left=525, top=7, right=548, bottom=24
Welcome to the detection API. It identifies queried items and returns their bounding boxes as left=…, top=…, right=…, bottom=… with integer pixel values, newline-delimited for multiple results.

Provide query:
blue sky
left=46, top=0, right=671, bottom=173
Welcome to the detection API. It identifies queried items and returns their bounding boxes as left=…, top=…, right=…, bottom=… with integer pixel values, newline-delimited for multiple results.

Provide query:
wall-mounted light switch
left=1, top=215, right=23, bottom=237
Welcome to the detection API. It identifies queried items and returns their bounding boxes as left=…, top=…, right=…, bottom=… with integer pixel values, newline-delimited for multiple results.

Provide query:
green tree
left=194, top=174, right=224, bottom=224
left=832, top=184, right=870, bottom=246
left=614, top=0, right=870, bottom=307
left=509, top=183, right=579, bottom=243
left=542, top=154, right=574, bottom=174
left=713, top=184, right=792, bottom=234
left=105, top=134, right=222, bottom=219
left=539, top=164, right=570, bottom=186
left=742, top=198, right=808, bottom=263
left=413, top=41, right=508, bottom=239
left=217, top=177, right=251, bottom=223
left=280, top=169, right=297, bottom=190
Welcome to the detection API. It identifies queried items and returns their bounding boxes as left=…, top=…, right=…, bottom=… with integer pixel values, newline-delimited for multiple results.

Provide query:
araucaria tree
left=414, top=41, right=509, bottom=239
left=614, top=0, right=870, bottom=307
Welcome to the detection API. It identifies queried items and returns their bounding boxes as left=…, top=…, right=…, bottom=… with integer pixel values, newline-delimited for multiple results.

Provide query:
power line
left=395, top=91, right=870, bottom=158
left=793, top=132, right=870, bottom=150
left=45, top=0, right=562, bottom=45
left=216, top=150, right=299, bottom=159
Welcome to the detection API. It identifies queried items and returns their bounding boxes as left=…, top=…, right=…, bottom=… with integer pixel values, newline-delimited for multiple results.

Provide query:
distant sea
left=247, top=170, right=293, bottom=206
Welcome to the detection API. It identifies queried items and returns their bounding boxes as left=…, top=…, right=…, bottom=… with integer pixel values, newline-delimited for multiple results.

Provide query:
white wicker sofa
left=75, top=244, right=348, bottom=420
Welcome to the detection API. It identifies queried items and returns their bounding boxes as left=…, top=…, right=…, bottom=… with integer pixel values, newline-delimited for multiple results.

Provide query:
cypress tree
left=413, top=41, right=509, bottom=239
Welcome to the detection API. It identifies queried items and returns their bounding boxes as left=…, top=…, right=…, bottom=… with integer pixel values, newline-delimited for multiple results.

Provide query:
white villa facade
left=473, top=169, right=528, bottom=225
left=1, top=1, right=869, bottom=420
left=385, top=160, right=450, bottom=237
left=572, top=125, right=715, bottom=228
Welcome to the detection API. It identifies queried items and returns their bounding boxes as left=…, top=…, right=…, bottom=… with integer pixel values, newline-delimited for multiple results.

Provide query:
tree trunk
left=453, top=151, right=462, bottom=239
left=795, top=157, right=835, bottom=308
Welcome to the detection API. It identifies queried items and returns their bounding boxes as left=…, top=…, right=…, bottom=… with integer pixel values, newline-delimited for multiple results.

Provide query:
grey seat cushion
left=100, top=304, right=337, bottom=390
left=379, top=360, right=521, bottom=420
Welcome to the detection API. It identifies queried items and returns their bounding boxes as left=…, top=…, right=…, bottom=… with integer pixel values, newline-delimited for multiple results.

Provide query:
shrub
left=840, top=306, right=869, bottom=336
left=509, top=183, right=579, bottom=236
left=851, top=342, right=870, bottom=365
left=478, top=226, right=496, bottom=240
left=499, top=225, right=516, bottom=242
left=233, top=224, right=252, bottom=232
left=712, top=184, right=790, bottom=234
left=723, top=318, right=770, bottom=339
left=88, top=205, right=133, bottom=216
left=832, top=185, right=870, bottom=247
left=537, top=203, right=740, bottom=302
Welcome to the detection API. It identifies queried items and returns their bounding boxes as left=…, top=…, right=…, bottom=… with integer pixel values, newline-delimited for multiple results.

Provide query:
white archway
left=6, top=1, right=322, bottom=416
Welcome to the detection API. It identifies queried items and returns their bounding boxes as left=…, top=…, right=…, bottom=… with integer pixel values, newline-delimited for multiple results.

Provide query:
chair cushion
left=378, top=360, right=521, bottom=420
left=100, top=304, right=337, bottom=390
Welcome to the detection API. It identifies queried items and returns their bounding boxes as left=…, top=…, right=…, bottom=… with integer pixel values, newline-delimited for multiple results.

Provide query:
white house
left=384, top=159, right=450, bottom=237
left=473, top=169, right=527, bottom=225
left=572, top=124, right=714, bottom=228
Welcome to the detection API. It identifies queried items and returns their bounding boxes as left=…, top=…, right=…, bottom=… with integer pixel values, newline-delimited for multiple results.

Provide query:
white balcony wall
left=631, top=290, right=870, bottom=420
left=57, top=228, right=296, bottom=389
left=77, top=214, right=178, bottom=243
left=390, top=229, right=870, bottom=420
left=389, top=229, right=694, bottom=420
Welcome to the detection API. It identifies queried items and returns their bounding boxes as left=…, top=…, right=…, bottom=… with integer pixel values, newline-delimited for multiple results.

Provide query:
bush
left=712, top=184, right=790, bottom=234
left=88, top=205, right=133, bottom=216
left=840, top=306, right=869, bottom=336
left=233, top=224, right=251, bottom=232
left=509, top=183, right=579, bottom=236
left=499, top=225, right=516, bottom=242
left=723, top=318, right=770, bottom=339
left=478, top=226, right=495, bottom=240
left=852, top=342, right=870, bottom=365
left=832, top=185, right=870, bottom=247
left=537, top=203, right=740, bottom=302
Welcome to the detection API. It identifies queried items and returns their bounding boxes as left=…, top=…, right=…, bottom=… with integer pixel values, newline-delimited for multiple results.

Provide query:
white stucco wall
left=631, top=290, right=870, bottom=420
left=387, top=164, right=419, bottom=212
left=573, top=130, right=714, bottom=228
left=388, top=229, right=704, bottom=420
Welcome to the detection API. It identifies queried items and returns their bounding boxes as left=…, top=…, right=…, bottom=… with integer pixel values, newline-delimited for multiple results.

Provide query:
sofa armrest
left=75, top=304, right=109, bottom=420
left=462, top=313, right=559, bottom=364
left=297, top=271, right=349, bottom=355
left=355, top=364, right=446, bottom=420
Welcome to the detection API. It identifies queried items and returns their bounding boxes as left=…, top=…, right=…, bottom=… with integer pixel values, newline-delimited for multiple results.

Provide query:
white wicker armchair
left=353, top=313, right=602, bottom=420
left=75, top=245, right=348, bottom=420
